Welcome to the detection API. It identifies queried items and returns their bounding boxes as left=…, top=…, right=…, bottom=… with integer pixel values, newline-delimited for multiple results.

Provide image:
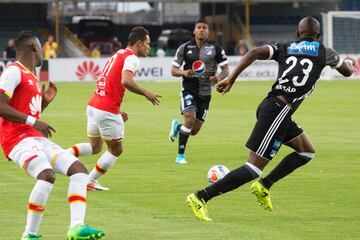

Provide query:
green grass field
left=0, top=80, right=359, bottom=240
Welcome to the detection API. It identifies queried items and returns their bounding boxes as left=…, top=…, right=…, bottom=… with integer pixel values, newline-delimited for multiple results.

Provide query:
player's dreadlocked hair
left=14, top=31, right=37, bottom=51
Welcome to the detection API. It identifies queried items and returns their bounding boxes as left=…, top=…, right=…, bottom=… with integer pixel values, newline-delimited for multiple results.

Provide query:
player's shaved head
left=297, top=16, right=320, bottom=40
left=14, top=30, right=43, bottom=67
left=14, top=31, right=38, bottom=52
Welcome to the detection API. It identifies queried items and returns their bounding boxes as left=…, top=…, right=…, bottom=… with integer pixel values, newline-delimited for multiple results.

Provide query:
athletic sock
left=25, top=180, right=53, bottom=235
left=197, top=163, right=262, bottom=202
left=260, top=151, right=313, bottom=189
left=67, top=143, right=93, bottom=157
left=88, top=151, right=118, bottom=182
left=68, top=173, right=88, bottom=228
left=178, top=125, right=191, bottom=154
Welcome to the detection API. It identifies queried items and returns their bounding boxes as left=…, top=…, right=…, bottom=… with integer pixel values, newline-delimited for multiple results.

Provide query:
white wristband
left=26, top=116, right=36, bottom=126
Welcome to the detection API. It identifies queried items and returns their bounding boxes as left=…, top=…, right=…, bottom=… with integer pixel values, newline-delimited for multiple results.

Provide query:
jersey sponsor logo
left=274, top=84, right=296, bottom=93
left=187, top=50, right=193, bottom=54
left=287, top=41, right=319, bottom=56
left=192, top=60, right=206, bottom=76
left=76, top=60, right=101, bottom=81
left=29, top=94, right=42, bottom=115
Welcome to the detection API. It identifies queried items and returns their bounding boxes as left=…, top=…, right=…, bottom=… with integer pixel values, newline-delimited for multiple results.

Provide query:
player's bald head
left=297, top=16, right=320, bottom=40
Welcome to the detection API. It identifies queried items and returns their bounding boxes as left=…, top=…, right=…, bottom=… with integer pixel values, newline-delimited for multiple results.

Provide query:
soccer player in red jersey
left=67, top=26, right=161, bottom=191
left=0, top=31, right=105, bottom=240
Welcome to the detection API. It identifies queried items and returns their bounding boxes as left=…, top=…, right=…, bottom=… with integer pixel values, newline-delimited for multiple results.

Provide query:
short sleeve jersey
left=0, top=61, right=44, bottom=157
left=266, top=40, right=342, bottom=110
left=88, top=48, right=140, bottom=114
left=172, top=39, right=228, bottom=96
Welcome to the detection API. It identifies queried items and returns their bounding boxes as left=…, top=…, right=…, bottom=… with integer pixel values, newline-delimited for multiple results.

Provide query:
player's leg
left=248, top=99, right=294, bottom=211
left=87, top=107, right=124, bottom=190
left=67, top=106, right=104, bottom=157
left=9, top=138, right=55, bottom=239
left=172, top=91, right=198, bottom=164
left=87, top=140, right=122, bottom=191
left=186, top=97, right=292, bottom=219
left=260, top=126, right=315, bottom=190
left=190, top=95, right=209, bottom=136
left=48, top=140, right=105, bottom=239
left=187, top=151, right=265, bottom=221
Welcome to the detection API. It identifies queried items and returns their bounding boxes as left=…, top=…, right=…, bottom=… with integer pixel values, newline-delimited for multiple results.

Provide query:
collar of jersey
left=125, top=48, right=134, bottom=54
left=15, top=61, right=37, bottom=80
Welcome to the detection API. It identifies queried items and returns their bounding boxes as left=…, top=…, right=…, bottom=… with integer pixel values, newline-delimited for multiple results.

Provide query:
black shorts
left=180, top=90, right=211, bottom=122
left=246, top=97, right=303, bottom=160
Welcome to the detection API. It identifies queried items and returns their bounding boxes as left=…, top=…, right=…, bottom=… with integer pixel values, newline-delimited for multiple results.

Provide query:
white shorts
left=8, top=137, right=79, bottom=179
left=87, top=105, right=124, bottom=142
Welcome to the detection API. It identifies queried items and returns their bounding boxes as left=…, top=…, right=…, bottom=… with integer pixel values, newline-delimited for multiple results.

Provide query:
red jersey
left=0, top=61, right=43, bottom=157
left=88, top=48, right=140, bottom=114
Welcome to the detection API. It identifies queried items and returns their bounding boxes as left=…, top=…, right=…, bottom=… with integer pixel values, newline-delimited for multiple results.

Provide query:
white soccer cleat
left=87, top=180, right=110, bottom=191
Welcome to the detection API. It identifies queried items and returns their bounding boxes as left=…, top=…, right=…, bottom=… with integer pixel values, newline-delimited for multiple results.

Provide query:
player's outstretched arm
left=42, top=81, right=57, bottom=111
left=0, top=93, right=55, bottom=138
left=336, top=57, right=355, bottom=77
left=121, top=70, right=161, bottom=105
left=217, top=46, right=270, bottom=94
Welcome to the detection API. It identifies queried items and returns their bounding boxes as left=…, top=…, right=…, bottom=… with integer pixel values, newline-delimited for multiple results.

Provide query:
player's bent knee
left=92, top=145, right=102, bottom=154
left=297, top=151, right=315, bottom=163
left=37, top=169, right=56, bottom=183
left=67, top=160, right=88, bottom=176
left=110, top=147, right=122, bottom=157
left=190, top=129, right=199, bottom=135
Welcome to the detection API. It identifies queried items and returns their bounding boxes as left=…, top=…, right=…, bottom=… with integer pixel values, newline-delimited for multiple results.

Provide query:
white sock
left=68, top=173, right=88, bottom=228
left=67, top=143, right=93, bottom=157
left=88, top=151, right=118, bottom=182
left=25, top=180, right=53, bottom=235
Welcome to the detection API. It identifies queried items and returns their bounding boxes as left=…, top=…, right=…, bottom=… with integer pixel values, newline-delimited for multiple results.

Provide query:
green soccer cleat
left=250, top=181, right=273, bottom=211
left=67, top=224, right=105, bottom=240
left=186, top=193, right=212, bottom=221
left=21, top=233, right=42, bottom=240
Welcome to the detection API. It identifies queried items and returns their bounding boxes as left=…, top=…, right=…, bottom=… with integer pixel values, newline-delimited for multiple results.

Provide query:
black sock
left=178, top=126, right=190, bottom=154
left=197, top=165, right=259, bottom=202
left=260, top=152, right=312, bottom=189
left=176, top=124, right=182, bottom=132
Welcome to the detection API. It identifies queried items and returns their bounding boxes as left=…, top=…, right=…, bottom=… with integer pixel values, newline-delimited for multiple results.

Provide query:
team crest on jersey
left=287, top=41, right=319, bottom=56
left=30, top=94, right=42, bottom=115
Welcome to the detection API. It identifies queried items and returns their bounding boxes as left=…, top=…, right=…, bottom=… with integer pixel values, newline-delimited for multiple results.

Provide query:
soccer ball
left=207, top=165, right=230, bottom=184
left=192, top=60, right=206, bottom=76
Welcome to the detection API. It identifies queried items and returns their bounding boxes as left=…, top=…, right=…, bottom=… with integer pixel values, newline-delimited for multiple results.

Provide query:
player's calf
left=260, top=151, right=315, bottom=190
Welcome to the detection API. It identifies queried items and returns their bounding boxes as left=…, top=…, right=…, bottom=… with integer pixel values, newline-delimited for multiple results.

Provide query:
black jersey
left=267, top=39, right=342, bottom=110
left=172, top=39, right=228, bottom=96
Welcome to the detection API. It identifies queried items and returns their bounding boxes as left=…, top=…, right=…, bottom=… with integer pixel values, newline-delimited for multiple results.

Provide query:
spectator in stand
left=43, top=35, right=58, bottom=59
left=91, top=44, right=101, bottom=58
left=3, top=38, right=16, bottom=59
